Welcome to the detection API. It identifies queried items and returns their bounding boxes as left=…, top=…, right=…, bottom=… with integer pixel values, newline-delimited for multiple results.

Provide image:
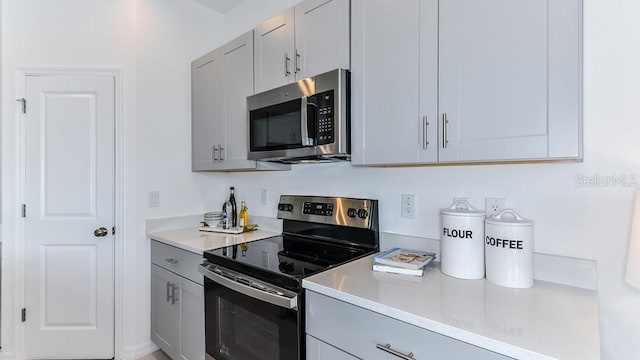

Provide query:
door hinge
left=21, top=308, right=26, bottom=322
left=112, top=227, right=116, bottom=235
left=22, top=204, right=26, bottom=218
left=16, top=98, right=26, bottom=114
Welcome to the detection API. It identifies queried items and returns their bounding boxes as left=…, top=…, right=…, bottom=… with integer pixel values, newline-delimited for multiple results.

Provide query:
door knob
left=94, top=227, right=109, bottom=237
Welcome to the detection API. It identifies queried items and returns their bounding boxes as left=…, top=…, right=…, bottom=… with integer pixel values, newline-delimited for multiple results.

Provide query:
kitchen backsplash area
left=221, top=156, right=638, bottom=357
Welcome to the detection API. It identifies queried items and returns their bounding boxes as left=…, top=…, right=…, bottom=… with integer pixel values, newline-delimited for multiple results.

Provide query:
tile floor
left=137, top=350, right=171, bottom=360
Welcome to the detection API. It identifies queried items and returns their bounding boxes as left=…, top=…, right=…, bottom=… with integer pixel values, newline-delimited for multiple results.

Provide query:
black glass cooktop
left=203, top=235, right=372, bottom=292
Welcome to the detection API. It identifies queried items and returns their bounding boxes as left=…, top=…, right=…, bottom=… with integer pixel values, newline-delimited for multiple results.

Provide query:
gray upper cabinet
left=294, top=0, right=350, bottom=80
left=351, top=0, right=438, bottom=165
left=221, top=31, right=261, bottom=169
left=254, top=0, right=350, bottom=93
left=254, top=8, right=296, bottom=93
left=351, top=0, right=583, bottom=165
left=191, top=30, right=289, bottom=172
left=192, top=49, right=224, bottom=171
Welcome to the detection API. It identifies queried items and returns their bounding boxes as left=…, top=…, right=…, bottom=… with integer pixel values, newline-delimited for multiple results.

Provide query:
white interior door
left=24, top=74, right=115, bottom=359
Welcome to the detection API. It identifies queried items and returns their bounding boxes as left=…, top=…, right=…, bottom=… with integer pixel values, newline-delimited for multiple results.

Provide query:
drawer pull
left=376, top=343, right=416, bottom=360
left=165, top=258, right=179, bottom=265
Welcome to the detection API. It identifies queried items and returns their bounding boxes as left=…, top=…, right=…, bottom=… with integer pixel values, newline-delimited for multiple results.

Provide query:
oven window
left=250, top=99, right=303, bottom=151
left=205, top=278, right=298, bottom=360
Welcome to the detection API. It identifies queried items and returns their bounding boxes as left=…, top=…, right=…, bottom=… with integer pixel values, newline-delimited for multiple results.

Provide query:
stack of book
left=372, top=248, right=436, bottom=277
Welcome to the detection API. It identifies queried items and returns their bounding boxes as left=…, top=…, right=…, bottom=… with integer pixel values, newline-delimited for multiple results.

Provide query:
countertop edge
left=148, top=228, right=280, bottom=254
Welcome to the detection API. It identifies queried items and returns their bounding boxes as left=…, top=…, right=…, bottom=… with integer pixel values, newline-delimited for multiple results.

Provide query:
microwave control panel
left=314, top=90, right=334, bottom=145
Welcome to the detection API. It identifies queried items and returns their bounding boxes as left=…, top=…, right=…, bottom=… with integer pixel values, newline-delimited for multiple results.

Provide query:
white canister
left=440, top=200, right=486, bottom=279
left=485, top=209, right=534, bottom=288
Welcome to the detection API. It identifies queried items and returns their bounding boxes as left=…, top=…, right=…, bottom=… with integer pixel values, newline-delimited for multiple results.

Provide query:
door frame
left=13, top=68, right=126, bottom=359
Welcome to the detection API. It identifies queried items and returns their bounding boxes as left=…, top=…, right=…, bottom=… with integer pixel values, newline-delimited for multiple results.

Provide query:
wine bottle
left=228, top=187, right=237, bottom=227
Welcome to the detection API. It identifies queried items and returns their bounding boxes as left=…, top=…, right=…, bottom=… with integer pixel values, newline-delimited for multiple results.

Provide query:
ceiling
left=192, top=0, right=245, bottom=13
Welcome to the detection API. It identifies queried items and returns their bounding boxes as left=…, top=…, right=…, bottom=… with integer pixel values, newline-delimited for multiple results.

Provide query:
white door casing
left=23, top=74, right=115, bottom=359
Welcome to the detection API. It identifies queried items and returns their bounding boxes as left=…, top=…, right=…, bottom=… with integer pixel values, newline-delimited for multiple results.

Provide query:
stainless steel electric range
left=199, top=195, right=379, bottom=360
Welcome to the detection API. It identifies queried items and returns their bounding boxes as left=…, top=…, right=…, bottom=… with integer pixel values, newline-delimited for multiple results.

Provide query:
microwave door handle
left=199, top=264, right=298, bottom=310
left=300, top=96, right=313, bottom=146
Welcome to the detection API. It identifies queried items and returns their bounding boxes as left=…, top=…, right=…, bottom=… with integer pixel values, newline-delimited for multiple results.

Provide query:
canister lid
left=485, top=209, right=533, bottom=227
left=440, top=199, right=486, bottom=217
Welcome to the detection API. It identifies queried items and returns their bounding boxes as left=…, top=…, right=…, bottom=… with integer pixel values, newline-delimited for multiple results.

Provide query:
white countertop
left=303, top=255, right=600, bottom=360
left=148, top=228, right=280, bottom=254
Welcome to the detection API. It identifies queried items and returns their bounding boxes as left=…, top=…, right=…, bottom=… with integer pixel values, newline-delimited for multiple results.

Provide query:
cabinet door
left=151, top=265, right=180, bottom=359
left=192, top=50, right=225, bottom=171
left=177, top=278, right=205, bottom=360
left=294, top=0, right=350, bottom=80
left=438, top=0, right=582, bottom=162
left=221, top=30, right=257, bottom=170
left=307, top=335, right=359, bottom=360
left=351, top=0, right=422, bottom=165
left=254, top=8, right=295, bottom=93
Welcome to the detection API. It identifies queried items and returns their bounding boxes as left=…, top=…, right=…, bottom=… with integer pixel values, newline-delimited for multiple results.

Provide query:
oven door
left=199, top=263, right=299, bottom=360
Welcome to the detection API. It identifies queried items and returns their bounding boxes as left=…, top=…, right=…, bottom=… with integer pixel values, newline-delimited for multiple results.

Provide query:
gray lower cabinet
left=307, top=335, right=358, bottom=360
left=306, top=291, right=512, bottom=360
left=151, top=241, right=204, bottom=360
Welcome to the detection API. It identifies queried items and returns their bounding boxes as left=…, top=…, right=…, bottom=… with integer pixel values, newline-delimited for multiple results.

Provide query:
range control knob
left=278, top=203, right=294, bottom=212
left=347, top=208, right=357, bottom=218
left=357, top=209, right=369, bottom=219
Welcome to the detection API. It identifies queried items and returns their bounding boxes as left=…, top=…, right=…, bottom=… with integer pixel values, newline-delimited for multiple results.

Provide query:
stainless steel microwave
left=247, top=69, right=350, bottom=163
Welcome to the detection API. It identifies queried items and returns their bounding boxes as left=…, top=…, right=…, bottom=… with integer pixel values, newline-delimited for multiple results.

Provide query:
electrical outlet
left=260, top=188, right=269, bottom=206
left=148, top=191, right=160, bottom=208
left=401, top=194, right=416, bottom=219
left=485, top=197, right=505, bottom=217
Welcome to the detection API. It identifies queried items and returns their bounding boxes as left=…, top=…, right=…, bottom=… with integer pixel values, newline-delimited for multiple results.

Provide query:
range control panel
left=277, top=195, right=378, bottom=229
left=303, top=202, right=334, bottom=216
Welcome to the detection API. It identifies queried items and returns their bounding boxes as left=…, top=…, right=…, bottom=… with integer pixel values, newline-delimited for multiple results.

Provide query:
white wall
left=223, top=0, right=640, bottom=359
left=134, top=0, right=227, bottom=349
left=1, top=0, right=228, bottom=358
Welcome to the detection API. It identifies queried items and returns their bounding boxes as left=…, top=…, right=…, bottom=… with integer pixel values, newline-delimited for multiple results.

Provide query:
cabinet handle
left=295, top=50, right=301, bottom=74
left=422, top=116, right=430, bottom=149
left=165, top=258, right=179, bottom=265
left=213, top=145, right=219, bottom=162
left=219, top=145, right=224, bottom=161
left=442, top=113, right=449, bottom=149
left=284, top=53, right=291, bottom=77
left=166, top=281, right=172, bottom=302
left=375, top=344, right=416, bottom=360
left=170, top=284, right=178, bottom=305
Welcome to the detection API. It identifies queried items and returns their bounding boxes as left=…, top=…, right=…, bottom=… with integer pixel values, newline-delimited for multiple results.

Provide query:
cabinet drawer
left=307, top=335, right=358, bottom=360
left=151, top=240, right=203, bottom=285
left=306, top=291, right=512, bottom=360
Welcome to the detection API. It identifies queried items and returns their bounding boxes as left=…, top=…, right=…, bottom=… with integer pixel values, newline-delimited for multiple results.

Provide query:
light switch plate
left=148, top=191, right=160, bottom=208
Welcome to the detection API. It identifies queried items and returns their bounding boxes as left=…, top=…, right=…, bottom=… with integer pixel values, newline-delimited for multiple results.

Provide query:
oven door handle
left=199, top=264, right=298, bottom=310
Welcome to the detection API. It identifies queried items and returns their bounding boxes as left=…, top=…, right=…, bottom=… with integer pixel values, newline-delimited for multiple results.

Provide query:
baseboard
left=119, top=340, right=158, bottom=360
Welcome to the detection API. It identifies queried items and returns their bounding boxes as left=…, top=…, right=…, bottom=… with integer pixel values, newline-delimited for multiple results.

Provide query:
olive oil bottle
left=239, top=200, right=249, bottom=231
